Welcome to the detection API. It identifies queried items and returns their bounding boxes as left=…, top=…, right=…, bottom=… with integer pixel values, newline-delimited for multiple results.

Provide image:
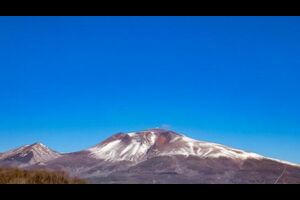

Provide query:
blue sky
left=0, top=16, right=300, bottom=163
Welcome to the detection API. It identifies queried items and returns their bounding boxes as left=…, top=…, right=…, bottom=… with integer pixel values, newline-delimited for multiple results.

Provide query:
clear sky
left=0, top=16, right=300, bottom=163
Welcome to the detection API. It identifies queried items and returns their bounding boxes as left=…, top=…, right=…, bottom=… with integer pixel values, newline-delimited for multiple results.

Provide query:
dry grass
left=0, top=167, right=87, bottom=184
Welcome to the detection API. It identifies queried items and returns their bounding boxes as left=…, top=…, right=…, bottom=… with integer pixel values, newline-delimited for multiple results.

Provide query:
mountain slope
left=89, top=155, right=300, bottom=184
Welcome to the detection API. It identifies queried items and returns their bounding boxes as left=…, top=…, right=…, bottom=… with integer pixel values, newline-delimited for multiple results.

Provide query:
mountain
left=87, top=128, right=265, bottom=163
left=1, top=129, right=300, bottom=183
left=0, top=143, right=61, bottom=167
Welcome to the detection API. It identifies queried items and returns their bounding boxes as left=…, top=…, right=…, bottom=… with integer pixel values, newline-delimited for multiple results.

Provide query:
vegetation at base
left=0, top=167, right=87, bottom=184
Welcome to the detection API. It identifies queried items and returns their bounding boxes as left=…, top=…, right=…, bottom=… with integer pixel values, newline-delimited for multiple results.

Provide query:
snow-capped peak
left=87, top=129, right=267, bottom=163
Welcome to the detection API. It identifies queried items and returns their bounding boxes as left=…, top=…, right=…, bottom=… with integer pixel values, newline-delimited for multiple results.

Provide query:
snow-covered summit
left=88, top=129, right=266, bottom=163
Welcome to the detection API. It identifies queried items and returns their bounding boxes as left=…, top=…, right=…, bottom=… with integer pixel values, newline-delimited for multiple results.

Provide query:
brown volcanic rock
left=100, top=132, right=129, bottom=145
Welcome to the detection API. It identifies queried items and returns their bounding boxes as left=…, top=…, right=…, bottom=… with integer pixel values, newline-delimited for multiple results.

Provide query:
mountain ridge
left=0, top=128, right=299, bottom=166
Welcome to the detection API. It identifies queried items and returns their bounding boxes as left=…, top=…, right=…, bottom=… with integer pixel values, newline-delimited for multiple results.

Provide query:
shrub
left=0, top=167, right=87, bottom=184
